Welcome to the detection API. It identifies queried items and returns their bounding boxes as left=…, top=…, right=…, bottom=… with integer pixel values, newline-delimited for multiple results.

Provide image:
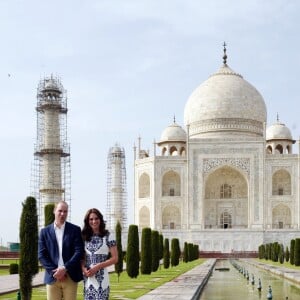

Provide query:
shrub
left=163, top=238, right=170, bottom=269
left=115, top=221, right=123, bottom=281
left=151, top=230, right=160, bottom=272
left=19, top=196, right=39, bottom=300
left=171, top=238, right=180, bottom=267
left=9, top=263, right=19, bottom=274
left=126, top=225, right=139, bottom=278
left=285, top=246, right=290, bottom=262
left=290, top=239, right=295, bottom=265
left=141, top=227, right=152, bottom=274
left=183, top=242, right=188, bottom=262
left=294, top=238, right=300, bottom=266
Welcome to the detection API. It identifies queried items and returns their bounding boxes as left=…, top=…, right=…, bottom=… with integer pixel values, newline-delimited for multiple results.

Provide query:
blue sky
left=0, top=0, right=299, bottom=246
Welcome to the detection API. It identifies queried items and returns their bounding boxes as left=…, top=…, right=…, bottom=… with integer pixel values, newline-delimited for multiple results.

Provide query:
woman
left=81, top=208, right=118, bottom=300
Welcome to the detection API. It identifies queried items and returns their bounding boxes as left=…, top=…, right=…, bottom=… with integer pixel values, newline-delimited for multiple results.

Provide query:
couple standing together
left=38, top=201, right=118, bottom=300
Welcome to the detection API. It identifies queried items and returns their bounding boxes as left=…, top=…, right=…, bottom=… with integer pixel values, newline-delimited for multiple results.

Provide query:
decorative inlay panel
left=203, top=158, right=250, bottom=175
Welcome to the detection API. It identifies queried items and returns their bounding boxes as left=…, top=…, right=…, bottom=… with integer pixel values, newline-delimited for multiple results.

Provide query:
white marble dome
left=160, top=121, right=186, bottom=142
left=184, top=64, right=267, bottom=138
left=266, top=121, right=293, bottom=140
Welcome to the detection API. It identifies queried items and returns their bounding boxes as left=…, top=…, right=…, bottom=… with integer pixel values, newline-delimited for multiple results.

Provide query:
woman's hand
left=84, top=264, right=101, bottom=277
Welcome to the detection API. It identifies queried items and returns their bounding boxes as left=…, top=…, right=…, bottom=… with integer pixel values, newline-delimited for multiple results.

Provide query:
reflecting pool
left=199, top=259, right=300, bottom=299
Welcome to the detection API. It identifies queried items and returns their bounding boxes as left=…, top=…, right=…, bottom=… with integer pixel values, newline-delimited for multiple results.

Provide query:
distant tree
left=126, top=225, right=139, bottom=278
left=19, top=196, right=39, bottom=300
left=279, top=244, right=284, bottom=264
left=44, top=203, right=55, bottom=226
left=151, top=230, right=160, bottom=272
left=158, top=233, right=164, bottom=266
left=285, top=246, right=290, bottom=263
left=294, top=238, right=300, bottom=266
left=171, top=238, right=180, bottom=267
left=9, top=263, right=19, bottom=274
left=188, top=243, right=194, bottom=262
left=114, top=221, right=123, bottom=282
left=271, top=242, right=279, bottom=262
left=183, top=242, right=188, bottom=263
left=261, top=245, right=266, bottom=260
left=268, top=243, right=272, bottom=260
left=194, top=245, right=199, bottom=260
left=290, top=239, right=295, bottom=265
left=141, top=227, right=152, bottom=274
left=163, top=238, right=170, bottom=269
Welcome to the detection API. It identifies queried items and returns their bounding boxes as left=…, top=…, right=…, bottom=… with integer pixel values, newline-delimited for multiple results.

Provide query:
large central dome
left=184, top=62, right=267, bottom=138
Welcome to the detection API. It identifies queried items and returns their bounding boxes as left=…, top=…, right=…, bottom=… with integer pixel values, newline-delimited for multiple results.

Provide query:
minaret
left=106, top=144, right=127, bottom=230
left=31, top=75, right=71, bottom=228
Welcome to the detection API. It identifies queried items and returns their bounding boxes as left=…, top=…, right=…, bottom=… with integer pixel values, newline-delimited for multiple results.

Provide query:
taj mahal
left=133, top=46, right=300, bottom=253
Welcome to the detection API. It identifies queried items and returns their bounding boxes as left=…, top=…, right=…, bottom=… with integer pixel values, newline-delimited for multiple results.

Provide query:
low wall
left=199, top=251, right=258, bottom=258
left=0, top=251, right=19, bottom=258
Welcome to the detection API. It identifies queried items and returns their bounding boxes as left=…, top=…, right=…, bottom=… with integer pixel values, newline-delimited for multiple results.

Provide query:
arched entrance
left=204, top=166, right=248, bottom=229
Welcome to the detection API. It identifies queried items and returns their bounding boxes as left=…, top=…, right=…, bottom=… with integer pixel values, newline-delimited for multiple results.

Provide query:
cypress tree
left=158, top=233, right=164, bottom=264
left=294, top=238, right=300, bottom=266
left=19, top=196, right=39, bottom=300
left=141, top=227, right=152, bottom=274
left=126, top=225, right=139, bottom=278
left=163, top=238, right=170, bottom=269
left=268, top=243, right=272, bottom=260
left=290, top=239, right=295, bottom=265
left=188, top=243, right=193, bottom=262
left=151, top=230, right=160, bottom=272
left=171, top=238, right=180, bottom=267
left=261, top=244, right=266, bottom=260
left=114, top=221, right=123, bottom=282
left=279, top=244, right=284, bottom=264
left=44, top=203, right=55, bottom=226
left=272, top=242, right=279, bottom=262
left=183, top=242, right=188, bottom=262
left=194, top=244, right=199, bottom=260
left=285, top=246, right=290, bottom=263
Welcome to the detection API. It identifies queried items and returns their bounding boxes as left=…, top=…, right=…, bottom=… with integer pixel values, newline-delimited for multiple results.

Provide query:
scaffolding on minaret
left=106, top=144, right=127, bottom=230
left=30, top=75, right=71, bottom=228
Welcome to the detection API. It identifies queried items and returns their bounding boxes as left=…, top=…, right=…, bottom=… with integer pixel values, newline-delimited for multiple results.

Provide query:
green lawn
left=0, top=259, right=205, bottom=299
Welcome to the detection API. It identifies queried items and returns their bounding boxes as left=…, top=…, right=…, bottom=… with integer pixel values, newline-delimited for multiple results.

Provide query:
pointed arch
left=161, top=147, right=167, bottom=156
left=139, top=173, right=150, bottom=198
left=169, top=146, right=178, bottom=156
left=162, top=205, right=181, bottom=229
left=162, top=170, right=181, bottom=196
left=266, top=145, right=272, bottom=154
left=204, top=166, right=248, bottom=229
left=275, top=144, right=283, bottom=154
left=272, top=169, right=291, bottom=195
left=272, top=204, right=291, bottom=229
left=180, top=147, right=186, bottom=156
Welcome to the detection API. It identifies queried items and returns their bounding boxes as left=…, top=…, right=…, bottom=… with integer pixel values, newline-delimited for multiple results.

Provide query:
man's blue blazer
left=38, top=221, right=84, bottom=284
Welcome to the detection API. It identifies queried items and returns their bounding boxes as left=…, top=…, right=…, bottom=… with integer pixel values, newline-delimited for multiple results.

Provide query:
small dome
left=160, top=122, right=186, bottom=143
left=42, top=77, right=62, bottom=93
left=266, top=121, right=293, bottom=140
left=184, top=64, right=267, bottom=138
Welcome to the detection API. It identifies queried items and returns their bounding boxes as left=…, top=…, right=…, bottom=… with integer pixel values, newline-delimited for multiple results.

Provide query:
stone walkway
left=137, top=259, right=216, bottom=300
left=0, top=271, right=44, bottom=295
left=244, top=259, right=300, bottom=284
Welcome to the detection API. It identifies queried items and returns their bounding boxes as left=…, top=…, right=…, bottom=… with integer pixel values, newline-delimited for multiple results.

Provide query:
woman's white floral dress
left=83, top=233, right=116, bottom=300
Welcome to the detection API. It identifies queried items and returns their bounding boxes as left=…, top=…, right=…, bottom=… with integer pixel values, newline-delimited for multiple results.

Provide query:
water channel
left=199, top=259, right=300, bottom=299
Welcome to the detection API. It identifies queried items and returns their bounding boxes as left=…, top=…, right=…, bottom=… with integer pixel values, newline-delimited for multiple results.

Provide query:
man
left=38, top=200, right=84, bottom=300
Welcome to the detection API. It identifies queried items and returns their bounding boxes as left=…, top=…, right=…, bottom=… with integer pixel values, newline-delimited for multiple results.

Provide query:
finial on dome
left=276, top=112, right=280, bottom=122
left=223, top=41, right=227, bottom=65
left=173, top=115, right=176, bottom=123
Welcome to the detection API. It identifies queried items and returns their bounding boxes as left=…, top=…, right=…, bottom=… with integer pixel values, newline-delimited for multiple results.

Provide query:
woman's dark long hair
left=81, top=208, right=109, bottom=241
